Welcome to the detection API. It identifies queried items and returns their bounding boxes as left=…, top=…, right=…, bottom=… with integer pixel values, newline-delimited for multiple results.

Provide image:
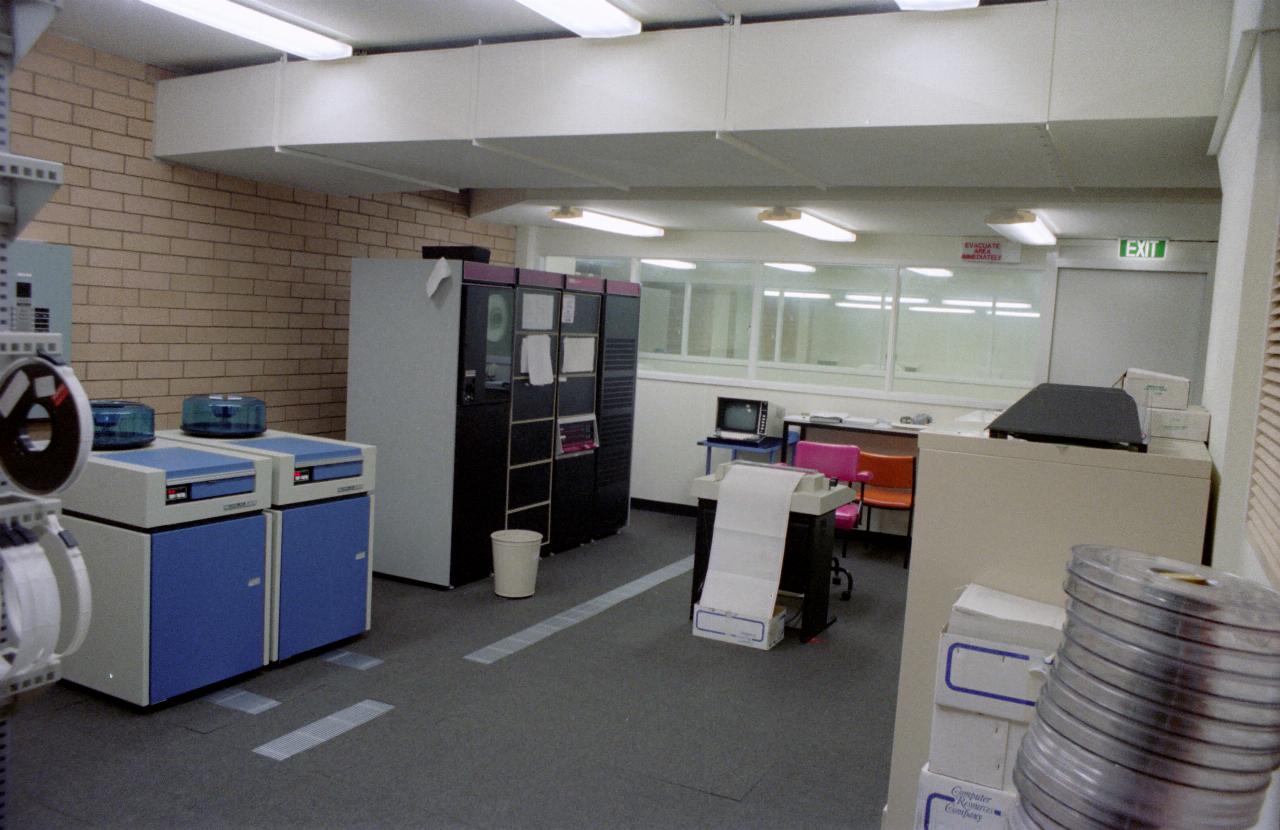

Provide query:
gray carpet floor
left=11, top=508, right=909, bottom=829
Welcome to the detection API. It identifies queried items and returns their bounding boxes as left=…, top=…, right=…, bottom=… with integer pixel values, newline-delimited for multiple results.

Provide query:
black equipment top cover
left=988, top=383, right=1146, bottom=452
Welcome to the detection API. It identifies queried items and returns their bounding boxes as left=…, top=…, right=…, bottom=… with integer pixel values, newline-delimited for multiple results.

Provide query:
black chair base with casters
left=831, top=555, right=852, bottom=601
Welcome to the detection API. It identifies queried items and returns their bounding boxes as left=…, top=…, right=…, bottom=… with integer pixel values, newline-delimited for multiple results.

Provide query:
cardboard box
left=948, top=585, right=1065, bottom=654
left=915, top=764, right=1017, bottom=829
left=1123, top=368, right=1190, bottom=410
left=1147, top=405, right=1210, bottom=442
left=692, top=604, right=784, bottom=650
left=928, top=706, right=1028, bottom=791
left=935, top=631, right=1052, bottom=723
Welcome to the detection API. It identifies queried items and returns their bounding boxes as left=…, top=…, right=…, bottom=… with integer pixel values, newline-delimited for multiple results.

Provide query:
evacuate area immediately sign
left=1119, top=239, right=1167, bottom=258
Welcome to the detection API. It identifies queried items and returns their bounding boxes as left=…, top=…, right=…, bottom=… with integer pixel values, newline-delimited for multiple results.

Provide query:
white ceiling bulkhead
left=142, top=0, right=1227, bottom=240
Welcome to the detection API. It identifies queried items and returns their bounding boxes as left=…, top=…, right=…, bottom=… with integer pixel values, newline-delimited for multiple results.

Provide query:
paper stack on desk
left=693, top=464, right=805, bottom=650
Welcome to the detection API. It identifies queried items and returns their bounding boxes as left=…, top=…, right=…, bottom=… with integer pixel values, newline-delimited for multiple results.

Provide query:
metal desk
left=781, top=415, right=927, bottom=463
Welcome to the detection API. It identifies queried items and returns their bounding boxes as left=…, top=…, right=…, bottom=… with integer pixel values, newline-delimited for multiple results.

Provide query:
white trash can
left=491, top=529, right=542, bottom=598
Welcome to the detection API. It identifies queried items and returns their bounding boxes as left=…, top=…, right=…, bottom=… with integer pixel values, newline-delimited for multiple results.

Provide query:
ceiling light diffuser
left=758, top=208, right=856, bottom=243
left=985, top=209, right=1057, bottom=246
left=550, top=207, right=664, bottom=238
left=765, top=262, right=817, bottom=273
left=640, top=259, right=695, bottom=270
left=512, top=0, right=641, bottom=38
left=906, top=267, right=954, bottom=278
left=137, top=0, right=352, bottom=60
left=895, top=1, right=980, bottom=11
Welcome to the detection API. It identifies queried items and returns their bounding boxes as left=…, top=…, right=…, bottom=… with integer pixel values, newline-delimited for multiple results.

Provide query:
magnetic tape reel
left=0, top=354, right=92, bottom=495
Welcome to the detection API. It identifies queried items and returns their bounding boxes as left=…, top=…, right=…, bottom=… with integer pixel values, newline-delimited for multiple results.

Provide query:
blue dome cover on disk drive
left=90, top=400, right=155, bottom=450
left=181, top=394, right=267, bottom=438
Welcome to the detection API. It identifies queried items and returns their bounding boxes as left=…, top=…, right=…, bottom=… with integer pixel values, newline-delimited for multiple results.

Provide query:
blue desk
left=697, top=435, right=792, bottom=475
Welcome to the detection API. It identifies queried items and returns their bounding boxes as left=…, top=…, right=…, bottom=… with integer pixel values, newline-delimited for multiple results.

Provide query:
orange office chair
left=855, top=452, right=917, bottom=568
left=791, top=440, right=872, bottom=600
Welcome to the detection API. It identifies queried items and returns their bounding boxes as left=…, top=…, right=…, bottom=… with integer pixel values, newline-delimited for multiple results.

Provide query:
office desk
left=689, top=473, right=855, bottom=642
left=697, top=436, right=787, bottom=475
left=782, top=416, right=927, bottom=463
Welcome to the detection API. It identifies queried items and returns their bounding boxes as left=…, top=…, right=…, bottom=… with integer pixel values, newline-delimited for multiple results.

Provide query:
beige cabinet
left=882, top=429, right=1212, bottom=830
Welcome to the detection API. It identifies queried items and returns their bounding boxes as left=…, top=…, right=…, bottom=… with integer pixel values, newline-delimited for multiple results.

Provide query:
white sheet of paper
left=561, top=337, right=596, bottom=374
left=561, top=294, right=576, bottom=324
left=522, top=334, right=554, bottom=386
left=700, top=464, right=805, bottom=622
left=426, top=258, right=451, bottom=298
left=522, top=292, right=554, bottom=331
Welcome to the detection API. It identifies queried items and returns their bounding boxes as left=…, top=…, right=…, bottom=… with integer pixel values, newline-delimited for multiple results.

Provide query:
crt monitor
left=714, top=397, right=783, bottom=439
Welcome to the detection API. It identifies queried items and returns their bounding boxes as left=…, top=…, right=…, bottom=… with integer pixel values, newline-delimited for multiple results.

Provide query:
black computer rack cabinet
left=550, top=275, right=604, bottom=553
left=451, top=262, right=516, bottom=586
left=506, top=268, right=564, bottom=550
left=592, top=281, right=641, bottom=539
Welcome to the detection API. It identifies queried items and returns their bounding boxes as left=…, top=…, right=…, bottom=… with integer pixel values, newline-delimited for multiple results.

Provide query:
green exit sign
left=1120, top=239, right=1167, bottom=258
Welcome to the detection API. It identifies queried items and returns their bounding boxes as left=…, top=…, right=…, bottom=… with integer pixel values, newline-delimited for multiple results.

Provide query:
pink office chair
left=791, top=440, right=873, bottom=601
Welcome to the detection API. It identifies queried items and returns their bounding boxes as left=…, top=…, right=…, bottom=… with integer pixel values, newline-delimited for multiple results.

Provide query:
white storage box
left=1122, top=368, right=1190, bottom=410
left=692, top=603, right=784, bottom=650
left=935, top=586, right=1064, bottom=723
left=1147, top=405, right=1210, bottom=442
left=929, top=706, right=1026, bottom=791
left=934, top=632, right=1050, bottom=723
left=948, top=585, right=1065, bottom=654
left=915, top=764, right=1017, bottom=829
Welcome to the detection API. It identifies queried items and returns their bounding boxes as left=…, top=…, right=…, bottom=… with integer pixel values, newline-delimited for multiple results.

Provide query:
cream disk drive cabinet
left=880, top=427, right=1212, bottom=829
left=58, top=439, right=272, bottom=706
left=347, top=259, right=514, bottom=587
left=160, top=429, right=375, bottom=661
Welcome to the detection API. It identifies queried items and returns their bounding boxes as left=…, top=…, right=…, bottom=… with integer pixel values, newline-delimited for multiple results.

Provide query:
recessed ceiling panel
left=1048, top=118, right=1219, bottom=189
left=739, top=124, right=1066, bottom=188
left=290, top=140, right=611, bottom=190
left=162, top=147, right=450, bottom=196
left=477, top=133, right=801, bottom=188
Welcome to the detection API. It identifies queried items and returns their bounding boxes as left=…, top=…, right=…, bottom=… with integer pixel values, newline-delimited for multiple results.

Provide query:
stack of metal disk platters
left=1012, top=544, right=1280, bottom=829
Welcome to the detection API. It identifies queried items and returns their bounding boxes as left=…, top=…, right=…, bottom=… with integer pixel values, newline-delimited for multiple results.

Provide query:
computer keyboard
left=713, top=431, right=765, bottom=444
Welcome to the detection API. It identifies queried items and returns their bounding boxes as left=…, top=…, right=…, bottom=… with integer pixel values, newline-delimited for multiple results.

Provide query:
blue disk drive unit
left=161, top=430, right=376, bottom=661
left=58, top=439, right=273, bottom=706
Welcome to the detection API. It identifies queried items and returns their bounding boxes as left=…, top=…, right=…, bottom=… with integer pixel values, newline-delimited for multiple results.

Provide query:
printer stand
left=691, top=498, right=836, bottom=643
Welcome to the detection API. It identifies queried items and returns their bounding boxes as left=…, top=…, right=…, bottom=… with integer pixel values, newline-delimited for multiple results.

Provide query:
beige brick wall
left=15, top=35, right=517, bottom=437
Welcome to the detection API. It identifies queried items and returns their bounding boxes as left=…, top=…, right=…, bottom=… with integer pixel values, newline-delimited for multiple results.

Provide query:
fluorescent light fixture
left=763, top=290, right=781, bottom=297
left=899, top=297, right=929, bottom=305
left=512, top=0, right=641, bottom=37
left=846, top=294, right=884, bottom=303
left=765, top=262, right=817, bottom=273
left=783, top=291, right=831, bottom=300
left=985, top=209, right=1057, bottom=246
left=996, top=301, right=1032, bottom=309
left=550, top=207, right=664, bottom=238
left=640, top=258, right=695, bottom=270
left=909, top=306, right=975, bottom=314
left=837, top=302, right=884, bottom=310
left=895, top=1, right=980, bottom=10
left=137, top=0, right=352, bottom=60
left=758, top=207, right=856, bottom=243
left=996, top=311, right=1041, bottom=318
left=906, top=267, right=954, bottom=278
left=943, top=299, right=994, bottom=308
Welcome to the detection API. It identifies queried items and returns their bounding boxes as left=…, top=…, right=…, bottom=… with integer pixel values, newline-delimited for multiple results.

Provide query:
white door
left=1049, top=268, right=1208, bottom=402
